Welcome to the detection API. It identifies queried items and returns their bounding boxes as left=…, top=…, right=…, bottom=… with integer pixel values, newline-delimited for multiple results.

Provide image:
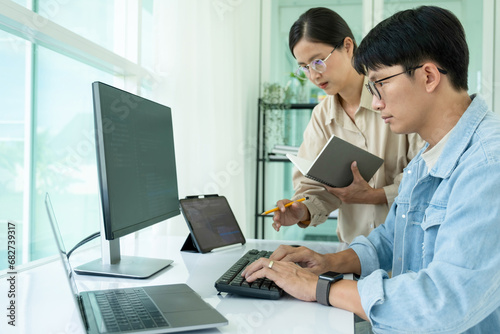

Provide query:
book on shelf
left=269, top=144, right=300, bottom=156
left=286, top=135, right=384, bottom=188
left=270, top=148, right=299, bottom=155
left=267, top=153, right=290, bottom=161
left=273, top=144, right=300, bottom=151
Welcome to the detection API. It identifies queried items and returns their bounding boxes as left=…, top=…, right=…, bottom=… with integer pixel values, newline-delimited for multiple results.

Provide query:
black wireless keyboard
left=215, top=249, right=283, bottom=300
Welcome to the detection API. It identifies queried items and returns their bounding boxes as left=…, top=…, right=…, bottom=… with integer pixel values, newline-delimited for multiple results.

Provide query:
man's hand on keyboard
left=269, top=245, right=333, bottom=275
left=241, top=257, right=318, bottom=302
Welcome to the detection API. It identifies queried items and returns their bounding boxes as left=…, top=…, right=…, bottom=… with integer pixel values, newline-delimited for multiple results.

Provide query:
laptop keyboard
left=215, top=249, right=283, bottom=299
left=94, top=288, right=170, bottom=333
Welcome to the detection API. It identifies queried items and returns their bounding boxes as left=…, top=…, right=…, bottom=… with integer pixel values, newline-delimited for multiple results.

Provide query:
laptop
left=44, top=193, right=228, bottom=333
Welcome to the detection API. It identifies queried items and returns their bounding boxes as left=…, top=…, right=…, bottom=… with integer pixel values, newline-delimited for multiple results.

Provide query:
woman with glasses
left=271, top=7, right=424, bottom=245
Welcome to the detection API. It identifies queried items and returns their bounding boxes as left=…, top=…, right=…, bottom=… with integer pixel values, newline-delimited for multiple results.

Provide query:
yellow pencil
left=261, top=197, right=307, bottom=215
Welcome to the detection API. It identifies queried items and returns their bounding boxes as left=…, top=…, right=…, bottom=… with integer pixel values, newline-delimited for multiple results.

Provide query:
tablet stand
left=181, top=233, right=200, bottom=253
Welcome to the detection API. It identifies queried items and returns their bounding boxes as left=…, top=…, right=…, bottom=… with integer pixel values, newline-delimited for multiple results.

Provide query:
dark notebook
left=287, top=135, right=384, bottom=188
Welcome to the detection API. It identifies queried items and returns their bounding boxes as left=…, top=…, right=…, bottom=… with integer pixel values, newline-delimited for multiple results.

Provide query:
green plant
left=290, top=71, right=307, bottom=86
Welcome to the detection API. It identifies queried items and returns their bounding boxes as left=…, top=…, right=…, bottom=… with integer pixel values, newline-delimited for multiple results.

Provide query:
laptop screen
left=45, top=194, right=83, bottom=302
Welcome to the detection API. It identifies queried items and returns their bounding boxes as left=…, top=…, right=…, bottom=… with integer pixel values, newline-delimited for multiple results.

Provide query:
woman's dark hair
left=353, top=6, right=469, bottom=91
left=289, top=7, right=356, bottom=57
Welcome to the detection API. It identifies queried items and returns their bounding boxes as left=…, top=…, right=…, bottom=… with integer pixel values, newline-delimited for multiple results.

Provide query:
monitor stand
left=74, top=238, right=173, bottom=279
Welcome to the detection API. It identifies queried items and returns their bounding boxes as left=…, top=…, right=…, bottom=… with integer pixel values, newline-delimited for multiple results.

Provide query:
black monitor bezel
left=92, top=81, right=180, bottom=240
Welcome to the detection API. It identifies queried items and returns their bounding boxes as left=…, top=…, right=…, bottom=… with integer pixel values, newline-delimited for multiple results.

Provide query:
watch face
left=319, top=271, right=343, bottom=282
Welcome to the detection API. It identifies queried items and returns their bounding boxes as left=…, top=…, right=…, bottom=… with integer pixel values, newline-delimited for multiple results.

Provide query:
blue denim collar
left=428, top=94, right=488, bottom=179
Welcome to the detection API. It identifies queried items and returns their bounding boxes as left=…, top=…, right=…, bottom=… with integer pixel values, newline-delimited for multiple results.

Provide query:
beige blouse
left=292, top=78, right=424, bottom=243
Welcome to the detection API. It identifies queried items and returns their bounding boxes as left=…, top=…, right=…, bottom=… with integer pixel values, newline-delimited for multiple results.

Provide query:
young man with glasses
left=244, top=6, right=500, bottom=332
left=272, top=7, right=424, bottom=246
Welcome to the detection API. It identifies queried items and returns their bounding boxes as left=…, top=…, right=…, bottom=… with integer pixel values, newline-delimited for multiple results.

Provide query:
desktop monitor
left=75, top=81, right=180, bottom=279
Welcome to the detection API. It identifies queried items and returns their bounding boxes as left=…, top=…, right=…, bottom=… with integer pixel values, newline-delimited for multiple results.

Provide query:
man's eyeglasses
left=365, top=65, right=448, bottom=100
left=295, top=45, right=339, bottom=78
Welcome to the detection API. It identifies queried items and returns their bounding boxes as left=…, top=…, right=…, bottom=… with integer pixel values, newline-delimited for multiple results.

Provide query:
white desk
left=0, top=236, right=355, bottom=334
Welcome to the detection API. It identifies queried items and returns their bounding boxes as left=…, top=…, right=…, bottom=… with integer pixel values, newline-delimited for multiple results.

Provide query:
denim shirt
left=350, top=95, right=500, bottom=333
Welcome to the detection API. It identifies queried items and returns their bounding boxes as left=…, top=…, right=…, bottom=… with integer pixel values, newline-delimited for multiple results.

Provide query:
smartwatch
left=316, top=271, right=343, bottom=306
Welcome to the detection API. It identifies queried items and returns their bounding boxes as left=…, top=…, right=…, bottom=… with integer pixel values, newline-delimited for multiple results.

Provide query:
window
left=36, top=0, right=116, bottom=53
left=31, top=46, right=113, bottom=259
left=0, top=31, right=27, bottom=265
left=0, top=0, right=155, bottom=269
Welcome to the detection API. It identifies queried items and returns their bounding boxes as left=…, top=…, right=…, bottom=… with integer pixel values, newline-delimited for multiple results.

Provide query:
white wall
left=150, top=0, right=262, bottom=238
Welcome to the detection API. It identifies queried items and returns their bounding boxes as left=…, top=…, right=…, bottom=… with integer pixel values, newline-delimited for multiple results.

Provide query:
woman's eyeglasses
left=295, top=45, right=339, bottom=78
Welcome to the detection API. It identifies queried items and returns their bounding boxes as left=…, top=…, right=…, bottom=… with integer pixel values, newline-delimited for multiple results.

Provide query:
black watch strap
left=316, top=272, right=343, bottom=306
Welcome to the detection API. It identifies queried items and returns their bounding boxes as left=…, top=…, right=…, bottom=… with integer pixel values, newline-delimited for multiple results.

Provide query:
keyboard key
left=93, top=288, right=170, bottom=332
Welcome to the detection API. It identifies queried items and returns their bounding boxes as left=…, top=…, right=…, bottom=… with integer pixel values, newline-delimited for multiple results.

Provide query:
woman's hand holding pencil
left=261, top=197, right=307, bottom=215
left=262, top=197, right=310, bottom=232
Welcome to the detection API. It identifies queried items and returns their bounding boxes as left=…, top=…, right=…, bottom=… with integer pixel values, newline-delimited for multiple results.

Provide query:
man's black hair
left=353, top=6, right=468, bottom=91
